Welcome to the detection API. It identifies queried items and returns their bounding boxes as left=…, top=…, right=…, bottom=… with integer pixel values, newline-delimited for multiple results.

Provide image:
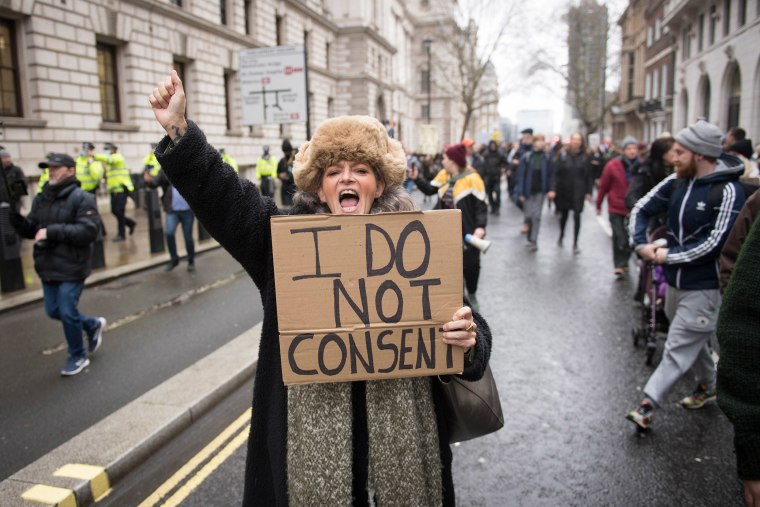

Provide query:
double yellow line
left=138, top=410, right=251, bottom=507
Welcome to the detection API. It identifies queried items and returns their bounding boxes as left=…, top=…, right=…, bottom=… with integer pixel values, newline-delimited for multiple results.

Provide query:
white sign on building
left=240, top=45, right=308, bottom=126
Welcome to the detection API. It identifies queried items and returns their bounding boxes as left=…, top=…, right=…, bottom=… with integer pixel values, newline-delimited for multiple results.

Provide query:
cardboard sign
left=271, top=210, right=464, bottom=385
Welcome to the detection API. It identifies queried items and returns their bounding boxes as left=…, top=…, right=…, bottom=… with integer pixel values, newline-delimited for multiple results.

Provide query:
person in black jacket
left=625, top=136, right=674, bottom=214
left=481, top=140, right=509, bottom=215
left=11, top=153, right=106, bottom=376
left=149, top=70, right=492, bottom=506
left=276, top=139, right=296, bottom=206
left=552, top=133, right=594, bottom=254
left=0, top=148, right=28, bottom=212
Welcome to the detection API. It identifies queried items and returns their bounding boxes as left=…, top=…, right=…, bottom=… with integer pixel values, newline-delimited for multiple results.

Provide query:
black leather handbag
left=439, top=364, right=504, bottom=443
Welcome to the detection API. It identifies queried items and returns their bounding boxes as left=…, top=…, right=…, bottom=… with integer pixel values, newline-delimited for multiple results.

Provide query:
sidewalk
left=0, top=195, right=220, bottom=313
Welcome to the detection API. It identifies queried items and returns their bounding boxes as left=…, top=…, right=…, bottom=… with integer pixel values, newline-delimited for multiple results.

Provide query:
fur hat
left=445, top=143, right=468, bottom=168
left=293, top=116, right=406, bottom=193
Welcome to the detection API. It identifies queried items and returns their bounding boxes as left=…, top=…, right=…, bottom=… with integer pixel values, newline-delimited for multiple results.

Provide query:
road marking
left=137, top=409, right=250, bottom=507
left=21, top=484, right=76, bottom=507
left=54, top=463, right=111, bottom=502
left=160, top=425, right=249, bottom=507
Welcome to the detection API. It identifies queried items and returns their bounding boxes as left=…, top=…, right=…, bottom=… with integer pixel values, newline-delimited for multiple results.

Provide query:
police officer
left=143, top=143, right=161, bottom=178
left=220, top=148, right=239, bottom=173
left=255, top=145, right=277, bottom=197
left=76, top=143, right=104, bottom=194
left=95, top=142, right=136, bottom=241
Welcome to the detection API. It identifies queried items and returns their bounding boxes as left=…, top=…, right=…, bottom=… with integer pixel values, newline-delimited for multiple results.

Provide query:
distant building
left=611, top=0, right=647, bottom=143
left=640, top=0, right=676, bottom=141
left=664, top=0, right=760, bottom=138
left=565, top=0, right=609, bottom=138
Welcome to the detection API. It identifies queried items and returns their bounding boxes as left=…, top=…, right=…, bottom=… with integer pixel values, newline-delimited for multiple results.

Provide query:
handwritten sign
left=271, top=210, right=464, bottom=385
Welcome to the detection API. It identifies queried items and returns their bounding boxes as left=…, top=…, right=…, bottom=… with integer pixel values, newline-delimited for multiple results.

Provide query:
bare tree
left=430, top=0, right=519, bottom=141
left=526, top=0, right=620, bottom=137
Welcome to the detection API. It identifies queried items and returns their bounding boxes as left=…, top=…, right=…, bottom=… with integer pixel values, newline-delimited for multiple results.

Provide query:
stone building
left=611, top=0, right=647, bottom=142
left=0, top=0, right=499, bottom=177
left=640, top=0, right=675, bottom=141
left=664, top=0, right=760, bottom=139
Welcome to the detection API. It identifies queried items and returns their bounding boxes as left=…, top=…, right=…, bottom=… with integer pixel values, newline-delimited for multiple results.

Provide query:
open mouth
left=339, top=189, right=360, bottom=213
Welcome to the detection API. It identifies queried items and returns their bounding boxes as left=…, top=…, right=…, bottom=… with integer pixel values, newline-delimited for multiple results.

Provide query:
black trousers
left=111, top=192, right=135, bottom=237
left=485, top=175, right=501, bottom=211
left=609, top=213, right=631, bottom=269
left=463, top=246, right=480, bottom=295
left=558, top=209, right=582, bottom=246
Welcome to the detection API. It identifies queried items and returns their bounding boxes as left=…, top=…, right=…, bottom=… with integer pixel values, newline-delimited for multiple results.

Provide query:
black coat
left=480, top=147, right=509, bottom=178
left=156, top=122, right=492, bottom=507
left=11, top=177, right=100, bottom=281
left=552, top=151, right=593, bottom=212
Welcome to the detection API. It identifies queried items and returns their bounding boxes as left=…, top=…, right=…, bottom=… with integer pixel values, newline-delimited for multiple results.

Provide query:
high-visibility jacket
left=221, top=153, right=239, bottom=173
left=143, top=152, right=161, bottom=177
left=75, top=155, right=104, bottom=192
left=95, top=152, right=134, bottom=193
left=255, top=156, right=277, bottom=179
left=37, top=168, right=49, bottom=194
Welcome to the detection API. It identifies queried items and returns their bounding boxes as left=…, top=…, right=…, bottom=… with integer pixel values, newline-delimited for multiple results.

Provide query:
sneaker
left=128, top=222, right=136, bottom=235
left=528, top=242, right=538, bottom=252
left=680, top=384, right=717, bottom=409
left=164, top=261, right=179, bottom=272
left=187, top=263, right=196, bottom=273
left=61, top=356, right=90, bottom=376
left=112, top=235, right=125, bottom=243
left=88, top=317, right=106, bottom=354
left=626, top=400, right=655, bottom=430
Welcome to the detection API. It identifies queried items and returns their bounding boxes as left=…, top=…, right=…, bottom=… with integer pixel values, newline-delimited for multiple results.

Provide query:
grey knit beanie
left=621, top=136, right=638, bottom=149
left=675, top=119, right=723, bottom=157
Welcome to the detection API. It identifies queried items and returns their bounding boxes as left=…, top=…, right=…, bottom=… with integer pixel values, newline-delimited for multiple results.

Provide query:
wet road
left=139, top=190, right=744, bottom=506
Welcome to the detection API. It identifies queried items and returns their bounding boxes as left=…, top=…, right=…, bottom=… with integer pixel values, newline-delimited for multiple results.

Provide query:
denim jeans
left=165, top=210, right=195, bottom=264
left=43, top=281, right=99, bottom=359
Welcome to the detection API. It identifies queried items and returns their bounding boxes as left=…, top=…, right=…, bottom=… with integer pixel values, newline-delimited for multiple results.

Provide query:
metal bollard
left=146, top=188, right=164, bottom=254
left=0, top=202, right=25, bottom=293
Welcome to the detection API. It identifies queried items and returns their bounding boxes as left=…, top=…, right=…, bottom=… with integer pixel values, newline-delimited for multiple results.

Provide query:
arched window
left=376, top=94, right=386, bottom=123
left=698, top=75, right=711, bottom=120
left=727, top=66, right=741, bottom=128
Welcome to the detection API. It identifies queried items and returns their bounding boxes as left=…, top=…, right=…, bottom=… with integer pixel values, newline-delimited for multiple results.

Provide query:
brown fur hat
left=293, top=115, right=406, bottom=193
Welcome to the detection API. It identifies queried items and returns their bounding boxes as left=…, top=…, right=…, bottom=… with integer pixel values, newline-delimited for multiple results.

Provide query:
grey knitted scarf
left=287, top=378, right=442, bottom=506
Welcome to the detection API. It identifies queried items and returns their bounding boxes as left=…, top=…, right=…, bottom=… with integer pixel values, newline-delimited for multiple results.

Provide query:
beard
left=675, top=157, right=697, bottom=179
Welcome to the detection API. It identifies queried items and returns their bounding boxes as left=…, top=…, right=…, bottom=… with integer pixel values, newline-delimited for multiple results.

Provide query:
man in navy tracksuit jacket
left=625, top=119, right=746, bottom=430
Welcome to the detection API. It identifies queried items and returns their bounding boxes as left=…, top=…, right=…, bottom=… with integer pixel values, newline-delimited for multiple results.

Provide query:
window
left=661, top=64, right=668, bottom=97
left=645, top=73, right=652, bottom=100
left=244, top=0, right=252, bottom=35
left=0, top=19, right=22, bottom=117
left=420, top=69, right=430, bottom=93
left=327, top=97, right=334, bottom=118
left=303, top=30, right=309, bottom=55
left=723, top=0, right=731, bottom=36
left=627, top=52, right=635, bottom=99
left=697, top=14, right=704, bottom=52
left=700, top=77, right=711, bottom=119
left=727, top=66, right=741, bottom=128
left=421, top=104, right=429, bottom=119
left=709, top=5, right=717, bottom=45
left=647, top=25, right=653, bottom=47
left=682, top=25, right=692, bottom=59
left=325, top=42, right=330, bottom=69
left=224, top=71, right=235, bottom=131
left=738, top=0, right=747, bottom=26
left=652, top=68, right=659, bottom=99
left=97, top=42, right=120, bottom=122
left=220, top=0, right=227, bottom=25
left=169, top=0, right=182, bottom=5
left=654, top=17, right=662, bottom=40
left=276, top=15, right=283, bottom=45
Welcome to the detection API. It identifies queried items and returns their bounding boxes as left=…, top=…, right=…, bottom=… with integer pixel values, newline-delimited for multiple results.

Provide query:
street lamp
left=423, top=38, right=433, bottom=122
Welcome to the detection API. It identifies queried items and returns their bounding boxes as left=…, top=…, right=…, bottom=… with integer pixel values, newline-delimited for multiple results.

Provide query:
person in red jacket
left=597, top=136, right=639, bottom=278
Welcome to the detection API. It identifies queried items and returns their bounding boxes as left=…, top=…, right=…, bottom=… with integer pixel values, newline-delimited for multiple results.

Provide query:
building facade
left=641, top=0, right=676, bottom=141
left=664, top=0, right=760, bottom=139
left=0, top=0, right=499, bottom=177
left=611, top=0, right=647, bottom=142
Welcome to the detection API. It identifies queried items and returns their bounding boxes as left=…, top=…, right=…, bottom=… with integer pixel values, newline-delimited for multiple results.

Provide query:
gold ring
left=466, top=321, right=475, bottom=332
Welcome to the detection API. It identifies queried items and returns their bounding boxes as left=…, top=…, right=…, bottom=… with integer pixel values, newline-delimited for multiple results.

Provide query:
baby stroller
left=632, top=226, right=670, bottom=365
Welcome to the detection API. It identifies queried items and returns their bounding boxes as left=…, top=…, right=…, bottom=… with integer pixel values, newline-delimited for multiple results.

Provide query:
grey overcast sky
left=492, top=0, right=629, bottom=131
